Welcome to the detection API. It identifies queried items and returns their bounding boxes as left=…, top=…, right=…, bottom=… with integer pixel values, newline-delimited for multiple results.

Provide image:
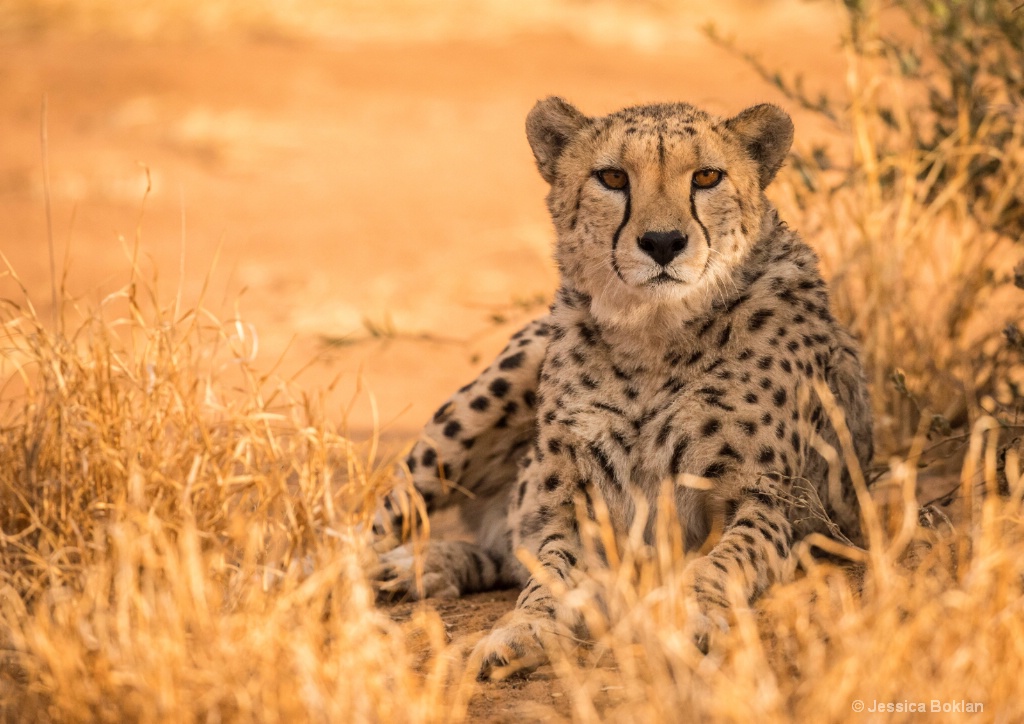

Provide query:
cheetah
left=373, top=97, right=873, bottom=679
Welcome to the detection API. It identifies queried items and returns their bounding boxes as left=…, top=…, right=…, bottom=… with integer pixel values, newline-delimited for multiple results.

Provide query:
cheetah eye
left=692, top=168, right=724, bottom=189
left=596, top=168, right=629, bottom=191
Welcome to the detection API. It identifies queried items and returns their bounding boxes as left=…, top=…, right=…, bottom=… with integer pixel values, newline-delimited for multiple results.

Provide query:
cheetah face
left=526, top=99, right=793, bottom=324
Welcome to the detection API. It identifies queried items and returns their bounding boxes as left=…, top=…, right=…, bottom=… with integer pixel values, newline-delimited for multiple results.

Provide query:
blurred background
left=0, top=1, right=864, bottom=438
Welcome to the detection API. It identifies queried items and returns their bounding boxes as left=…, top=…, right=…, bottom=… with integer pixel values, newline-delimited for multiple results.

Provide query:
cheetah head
left=526, top=98, right=793, bottom=328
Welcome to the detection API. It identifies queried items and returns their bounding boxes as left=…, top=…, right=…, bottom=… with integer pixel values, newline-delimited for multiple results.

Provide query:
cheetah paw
left=370, top=544, right=460, bottom=602
left=472, top=614, right=549, bottom=681
left=682, top=558, right=733, bottom=653
left=686, top=608, right=731, bottom=655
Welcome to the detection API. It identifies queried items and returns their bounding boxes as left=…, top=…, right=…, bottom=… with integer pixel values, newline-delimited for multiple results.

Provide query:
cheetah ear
left=526, top=97, right=590, bottom=184
left=725, top=104, right=794, bottom=188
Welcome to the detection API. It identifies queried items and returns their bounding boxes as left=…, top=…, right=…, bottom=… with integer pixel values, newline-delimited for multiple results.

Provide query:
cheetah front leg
left=472, top=452, right=589, bottom=680
left=684, top=483, right=796, bottom=652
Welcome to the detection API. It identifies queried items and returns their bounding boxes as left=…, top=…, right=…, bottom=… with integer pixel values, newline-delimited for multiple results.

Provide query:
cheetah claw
left=472, top=618, right=548, bottom=681
left=684, top=605, right=731, bottom=655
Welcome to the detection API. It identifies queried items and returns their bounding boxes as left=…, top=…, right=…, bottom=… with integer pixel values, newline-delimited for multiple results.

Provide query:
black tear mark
left=689, top=187, right=711, bottom=248
left=610, top=192, right=632, bottom=283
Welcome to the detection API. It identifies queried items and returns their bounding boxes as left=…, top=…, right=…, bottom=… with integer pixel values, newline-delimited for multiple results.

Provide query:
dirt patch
left=385, top=589, right=577, bottom=721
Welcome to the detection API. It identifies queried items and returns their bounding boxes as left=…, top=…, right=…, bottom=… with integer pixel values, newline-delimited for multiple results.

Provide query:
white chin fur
left=587, top=273, right=709, bottom=332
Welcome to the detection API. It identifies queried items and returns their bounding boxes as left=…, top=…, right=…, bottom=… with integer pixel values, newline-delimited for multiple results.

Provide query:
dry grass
left=767, top=5, right=1024, bottom=452
left=3, top=1, right=1024, bottom=722
left=1, top=258, right=1022, bottom=721
left=778, top=142, right=1023, bottom=448
left=0, top=252, right=472, bottom=721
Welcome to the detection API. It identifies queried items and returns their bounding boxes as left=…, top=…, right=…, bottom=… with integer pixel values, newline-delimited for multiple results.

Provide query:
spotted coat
left=372, top=98, right=873, bottom=679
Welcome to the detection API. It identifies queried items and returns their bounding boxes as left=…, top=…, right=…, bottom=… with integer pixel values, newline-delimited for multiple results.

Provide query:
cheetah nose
left=638, top=230, right=688, bottom=267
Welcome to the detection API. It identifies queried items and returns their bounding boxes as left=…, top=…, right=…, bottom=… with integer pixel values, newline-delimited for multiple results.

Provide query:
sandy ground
left=0, top=3, right=848, bottom=447
left=1, top=7, right=860, bottom=718
left=385, top=588, right=580, bottom=721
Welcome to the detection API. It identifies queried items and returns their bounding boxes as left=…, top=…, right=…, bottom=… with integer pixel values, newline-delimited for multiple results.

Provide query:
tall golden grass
left=1, top=254, right=1022, bottom=721
left=3, top=1, right=1024, bottom=722
left=766, top=3, right=1024, bottom=452
left=0, top=252, right=471, bottom=721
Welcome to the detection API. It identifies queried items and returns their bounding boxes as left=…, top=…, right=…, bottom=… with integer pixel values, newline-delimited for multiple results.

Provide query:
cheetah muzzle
left=373, top=97, right=873, bottom=681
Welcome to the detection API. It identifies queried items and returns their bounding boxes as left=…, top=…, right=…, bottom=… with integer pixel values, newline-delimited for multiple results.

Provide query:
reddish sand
left=0, top=10, right=847, bottom=448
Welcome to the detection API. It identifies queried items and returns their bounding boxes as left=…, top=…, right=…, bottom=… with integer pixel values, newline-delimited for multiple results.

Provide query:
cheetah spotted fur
left=373, top=97, right=873, bottom=680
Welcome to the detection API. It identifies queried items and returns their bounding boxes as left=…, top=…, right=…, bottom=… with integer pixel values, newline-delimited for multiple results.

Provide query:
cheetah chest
left=540, top=344, right=779, bottom=502
left=532, top=303, right=819, bottom=512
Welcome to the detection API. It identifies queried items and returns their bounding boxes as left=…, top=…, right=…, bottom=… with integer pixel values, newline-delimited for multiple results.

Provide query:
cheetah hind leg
left=373, top=315, right=552, bottom=546
left=371, top=540, right=514, bottom=602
